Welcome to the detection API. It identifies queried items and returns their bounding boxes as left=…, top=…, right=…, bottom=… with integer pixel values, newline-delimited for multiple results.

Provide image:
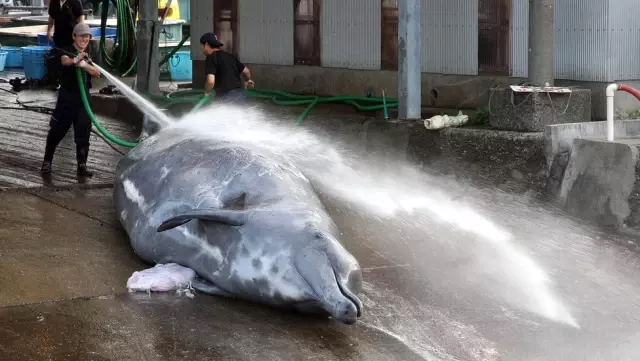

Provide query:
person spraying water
left=41, top=23, right=101, bottom=178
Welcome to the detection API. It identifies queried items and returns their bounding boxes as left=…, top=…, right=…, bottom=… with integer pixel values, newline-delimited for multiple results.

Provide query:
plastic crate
left=22, top=46, right=52, bottom=80
left=0, top=46, right=23, bottom=68
left=158, top=22, right=183, bottom=43
left=0, top=50, right=7, bottom=72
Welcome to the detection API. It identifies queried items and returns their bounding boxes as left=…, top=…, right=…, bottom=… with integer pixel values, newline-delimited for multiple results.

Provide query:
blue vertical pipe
left=397, top=0, right=422, bottom=120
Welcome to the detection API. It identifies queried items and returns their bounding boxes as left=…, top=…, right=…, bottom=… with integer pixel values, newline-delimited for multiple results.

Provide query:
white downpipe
left=606, top=83, right=619, bottom=142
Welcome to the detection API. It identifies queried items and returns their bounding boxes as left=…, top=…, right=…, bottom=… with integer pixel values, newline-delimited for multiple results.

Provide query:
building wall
left=607, top=0, right=640, bottom=81
left=511, top=0, right=640, bottom=82
left=321, top=0, right=381, bottom=70
left=554, top=0, right=610, bottom=82
left=422, top=0, right=478, bottom=75
left=237, top=0, right=295, bottom=65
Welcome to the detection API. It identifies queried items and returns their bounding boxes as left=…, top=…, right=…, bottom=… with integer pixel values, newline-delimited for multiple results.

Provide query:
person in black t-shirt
left=46, top=0, right=85, bottom=87
left=199, top=32, right=254, bottom=104
left=41, top=23, right=102, bottom=178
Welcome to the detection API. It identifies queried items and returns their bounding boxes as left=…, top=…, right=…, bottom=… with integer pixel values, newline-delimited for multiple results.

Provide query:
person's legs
left=217, top=89, right=247, bottom=105
left=47, top=44, right=67, bottom=88
left=73, top=94, right=93, bottom=177
left=42, top=91, right=74, bottom=173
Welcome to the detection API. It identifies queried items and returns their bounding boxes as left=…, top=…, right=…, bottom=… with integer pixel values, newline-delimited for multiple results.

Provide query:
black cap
left=200, top=32, right=224, bottom=48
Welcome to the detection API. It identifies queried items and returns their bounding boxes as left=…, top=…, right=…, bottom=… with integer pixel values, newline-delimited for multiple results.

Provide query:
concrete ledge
left=558, top=137, right=640, bottom=232
left=489, top=87, right=592, bottom=132
left=544, top=119, right=640, bottom=169
left=544, top=120, right=640, bottom=197
left=409, top=127, right=547, bottom=193
left=91, top=94, right=144, bottom=126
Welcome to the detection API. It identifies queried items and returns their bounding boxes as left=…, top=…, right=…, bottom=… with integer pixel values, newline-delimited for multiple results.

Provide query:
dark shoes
left=40, top=161, right=94, bottom=178
left=77, top=163, right=94, bottom=178
left=41, top=160, right=52, bottom=174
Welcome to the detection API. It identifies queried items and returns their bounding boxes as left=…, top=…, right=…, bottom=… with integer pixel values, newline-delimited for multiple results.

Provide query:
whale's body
left=113, top=125, right=363, bottom=324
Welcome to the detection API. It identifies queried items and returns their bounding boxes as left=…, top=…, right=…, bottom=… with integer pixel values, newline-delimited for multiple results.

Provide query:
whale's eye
left=315, top=232, right=324, bottom=239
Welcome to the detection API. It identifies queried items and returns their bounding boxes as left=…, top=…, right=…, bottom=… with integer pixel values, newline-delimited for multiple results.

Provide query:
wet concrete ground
left=2, top=92, right=640, bottom=360
left=0, top=86, right=136, bottom=189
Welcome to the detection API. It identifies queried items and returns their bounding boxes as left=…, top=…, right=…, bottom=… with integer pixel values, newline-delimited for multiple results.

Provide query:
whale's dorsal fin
left=156, top=208, right=247, bottom=232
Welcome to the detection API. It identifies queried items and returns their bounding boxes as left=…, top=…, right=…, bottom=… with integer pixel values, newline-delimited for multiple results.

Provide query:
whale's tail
left=294, top=233, right=363, bottom=324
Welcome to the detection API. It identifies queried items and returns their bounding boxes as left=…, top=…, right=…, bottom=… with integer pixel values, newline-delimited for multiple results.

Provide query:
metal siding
left=321, top=0, right=381, bottom=70
left=607, top=0, right=640, bottom=81
left=511, top=0, right=528, bottom=77
left=421, top=0, right=478, bottom=75
left=554, top=0, right=610, bottom=82
left=237, top=0, right=294, bottom=65
left=190, top=0, right=213, bottom=61
left=512, top=0, right=611, bottom=81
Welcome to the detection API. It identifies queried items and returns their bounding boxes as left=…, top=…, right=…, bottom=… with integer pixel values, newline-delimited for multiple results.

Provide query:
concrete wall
left=558, top=138, right=640, bottom=233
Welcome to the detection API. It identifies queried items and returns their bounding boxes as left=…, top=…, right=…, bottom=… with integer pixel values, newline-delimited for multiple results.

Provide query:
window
left=294, top=0, right=321, bottom=66
left=214, top=0, right=238, bottom=56
left=381, top=0, right=398, bottom=70
left=478, top=0, right=512, bottom=75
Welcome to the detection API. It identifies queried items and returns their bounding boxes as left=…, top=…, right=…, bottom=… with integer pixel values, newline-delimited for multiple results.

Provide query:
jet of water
left=92, top=63, right=174, bottom=129
left=168, top=103, right=579, bottom=328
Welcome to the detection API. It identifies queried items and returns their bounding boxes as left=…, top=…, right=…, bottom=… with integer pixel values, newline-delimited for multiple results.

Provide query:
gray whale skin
left=113, top=123, right=363, bottom=324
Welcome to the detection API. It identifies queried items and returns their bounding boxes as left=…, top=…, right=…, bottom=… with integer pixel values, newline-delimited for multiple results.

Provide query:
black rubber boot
left=76, top=146, right=94, bottom=178
left=77, top=163, right=94, bottom=178
left=41, top=160, right=52, bottom=174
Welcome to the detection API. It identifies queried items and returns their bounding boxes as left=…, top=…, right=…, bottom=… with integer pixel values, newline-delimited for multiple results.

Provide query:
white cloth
left=126, top=263, right=197, bottom=292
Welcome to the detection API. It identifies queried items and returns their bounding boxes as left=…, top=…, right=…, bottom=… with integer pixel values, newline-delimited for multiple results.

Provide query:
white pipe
left=606, top=83, right=619, bottom=142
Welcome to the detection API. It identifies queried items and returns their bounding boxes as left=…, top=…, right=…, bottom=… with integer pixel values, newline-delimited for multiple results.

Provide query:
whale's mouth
left=334, top=269, right=363, bottom=318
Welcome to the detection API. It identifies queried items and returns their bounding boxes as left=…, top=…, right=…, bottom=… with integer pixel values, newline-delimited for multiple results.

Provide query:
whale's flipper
left=191, top=277, right=234, bottom=297
left=156, top=208, right=247, bottom=232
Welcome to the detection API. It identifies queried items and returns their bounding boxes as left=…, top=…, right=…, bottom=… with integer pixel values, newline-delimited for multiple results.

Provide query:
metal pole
left=136, top=0, right=160, bottom=94
left=528, top=0, right=554, bottom=86
left=397, top=0, right=421, bottom=120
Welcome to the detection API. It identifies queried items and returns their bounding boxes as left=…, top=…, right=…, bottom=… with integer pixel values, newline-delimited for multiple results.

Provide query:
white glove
left=78, top=60, right=89, bottom=68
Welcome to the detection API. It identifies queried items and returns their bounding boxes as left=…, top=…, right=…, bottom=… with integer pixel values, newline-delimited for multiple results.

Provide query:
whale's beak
left=294, top=240, right=364, bottom=325
left=335, top=269, right=363, bottom=321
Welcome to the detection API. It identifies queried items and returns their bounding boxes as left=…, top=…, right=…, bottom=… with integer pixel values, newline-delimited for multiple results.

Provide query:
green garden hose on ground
left=78, top=76, right=400, bottom=149
left=165, top=89, right=399, bottom=125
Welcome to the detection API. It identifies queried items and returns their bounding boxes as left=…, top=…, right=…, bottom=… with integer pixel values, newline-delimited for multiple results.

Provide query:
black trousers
left=43, top=87, right=92, bottom=164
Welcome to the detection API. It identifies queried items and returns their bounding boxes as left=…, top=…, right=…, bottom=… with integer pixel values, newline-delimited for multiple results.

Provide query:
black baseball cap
left=200, top=32, right=224, bottom=48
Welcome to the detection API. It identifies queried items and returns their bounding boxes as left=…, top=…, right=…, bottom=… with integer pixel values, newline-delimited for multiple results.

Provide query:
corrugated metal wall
left=320, top=0, right=381, bottom=70
left=189, top=0, right=213, bottom=61
left=510, top=0, right=528, bottom=77
left=607, top=0, right=640, bottom=81
left=511, top=0, right=614, bottom=82
left=555, top=0, right=610, bottom=82
left=421, top=0, right=478, bottom=75
left=237, top=0, right=295, bottom=65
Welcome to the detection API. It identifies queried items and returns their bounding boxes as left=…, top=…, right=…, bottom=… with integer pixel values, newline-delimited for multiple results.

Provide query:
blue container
left=0, top=51, right=7, bottom=72
left=22, top=46, right=52, bottom=80
left=0, top=46, right=23, bottom=68
left=178, top=0, right=190, bottom=21
left=36, top=27, right=117, bottom=46
left=168, top=51, right=192, bottom=81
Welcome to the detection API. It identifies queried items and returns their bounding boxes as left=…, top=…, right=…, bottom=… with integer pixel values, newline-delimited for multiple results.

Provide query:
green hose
left=77, top=67, right=138, bottom=148
left=99, top=0, right=138, bottom=76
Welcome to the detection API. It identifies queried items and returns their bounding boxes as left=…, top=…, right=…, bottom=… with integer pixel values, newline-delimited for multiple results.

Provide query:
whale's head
left=291, top=224, right=364, bottom=325
left=155, top=206, right=364, bottom=324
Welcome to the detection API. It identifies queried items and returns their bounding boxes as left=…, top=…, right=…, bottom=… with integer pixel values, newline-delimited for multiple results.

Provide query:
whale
left=113, top=120, right=364, bottom=324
